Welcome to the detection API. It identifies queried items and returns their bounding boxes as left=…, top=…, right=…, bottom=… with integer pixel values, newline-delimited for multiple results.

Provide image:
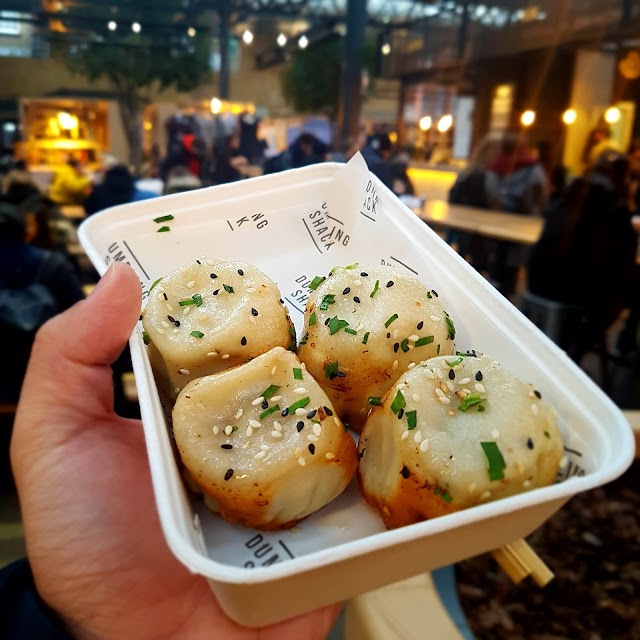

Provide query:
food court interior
left=0, top=1, right=639, bottom=638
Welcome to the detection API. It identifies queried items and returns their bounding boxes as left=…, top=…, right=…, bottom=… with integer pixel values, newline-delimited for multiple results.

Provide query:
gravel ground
left=456, top=459, right=639, bottom=640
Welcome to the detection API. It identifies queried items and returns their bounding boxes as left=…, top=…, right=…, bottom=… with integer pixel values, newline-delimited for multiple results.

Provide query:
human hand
left=11, top=263, right=340, bottom=639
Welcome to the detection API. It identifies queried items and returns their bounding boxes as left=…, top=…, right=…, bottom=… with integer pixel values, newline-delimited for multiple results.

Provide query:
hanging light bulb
left=107, top=20, right=117, bottom=31
left=277, top=32, right=287, bottom=47
left=131, top=22, right=141, bottom=33
left=604, top=106, right=621, bottom=124
left=520, top=110, right=536, bottom=127
left=437, top=114, right=453, bottom=133
left=381, top=43, right=391, bottom=56
left=562, top=108, right=577, bottom=125
left=187, top=26, right=196, bottom=37
left=298, top=34, right=309, bottom=49
left=242, top=29, right=254, bottom=45
left=419, top=116, right=432, bottom=131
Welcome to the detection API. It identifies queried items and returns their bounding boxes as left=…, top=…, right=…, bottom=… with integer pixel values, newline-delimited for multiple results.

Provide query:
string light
left=277, top=33, right=287, bottom=47
left=604, top=106, right=621, bottom=124
left=419, top=116, right=432, bottom=131
left=520, top=110, right=535, bottom=127
left=242, top=29, right=254, bottom=45
left=298, top=34, right=309, bottom=49
left=131, top=22, right=141, bottom=33
left=381, top=43, right=391, bottom=56
left=187, top=26, right=196, bottom=37
left=437, top=114, right=453, bottom=133
left=107, top=20, right=117, bottom=31
left=210, top=98, right=222, bottom=115
left=562, top=108, right=577, bottom=125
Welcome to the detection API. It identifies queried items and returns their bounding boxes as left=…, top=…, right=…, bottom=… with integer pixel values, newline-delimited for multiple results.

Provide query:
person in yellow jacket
left=48, top=158, right=91, bottom=205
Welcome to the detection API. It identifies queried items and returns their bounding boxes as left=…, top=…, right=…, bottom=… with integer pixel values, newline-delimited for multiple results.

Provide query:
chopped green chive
left=445, top=314, right=456, bottom=339
left=344, top=327, right=357, bottom=335
left=223, top=284, right=234, bottom=294
left=385, top=313, right=399, bottom=328
left=179, top=293, right=203, bottom=307
left=368, top=396, right=382, bottom=406
left=190, top=330, right=204, bottom=339
left=390, top=390, right=406, bottom=414
left=309, top=311, right=317, bottom=326
left=459, top=393, right=485, bottom=412
left=192, top=293, right=203, bottom=306
left=330, top=262, right=359, bottom=274
left=293, top=367, right=303, bottom=380
left=370, top=279, right=380, bottom=298
left=400, top=338, right=410, bottom=353
left=260, top=405, right=281, bottom=420
left=477, top=404, right=486, bottom=412
left=415, top=335, right=434, bottom=348
left=261, top=385, right=280, bottom=400
left=309, top=276, right=326, bottom=290
left=435, top=487, right=453, bottom=503
left=480, top=441, right=506, bottom=481
left=445, top=357, right=464, bottom=367
left=406, top=410, right=417, bottom=430
left=289, top=326, right=296, bottom=338
left=156, top=226, right=171, bottom=233
left=142, top=330, right=150, bottom=345
left=153, top=214, right=174, bottom=223
left=427, top=291, right=433, bottom=299
left=149, top=277, right=162, bottom=292
left=328, top=316, right=349, bottom=335
left=300, top=331, right=309, bottom=345
left=325, top=361, right=339, bottom=378
left=362, top=332, right=370, bottom=345
left=319, top=294, right=336, bottom=311
left=287, top=397, right=310, bottom=413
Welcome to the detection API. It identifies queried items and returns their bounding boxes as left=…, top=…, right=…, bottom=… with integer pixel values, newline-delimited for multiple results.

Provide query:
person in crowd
left=527, top=151, right=638, bottom=356
left=1, top=262, right=340, bottom=638
left=484, top=132, right=547, bottom=298
left=163, top=165, right=203, bottom=195
left=84, top=164, right=157, bottom=216
left=48, top=158, right=91, bottom=206
left=263, top=132, right=325, bottom=174
left=628, top=137, right=640, bottom=213
left=211, top=134, right=247, bottom=185
left=360, top=133, right=393, bottom=190
left=389, top=151, right=415, bottom=197
left=581, top=122, right=621, bottom=171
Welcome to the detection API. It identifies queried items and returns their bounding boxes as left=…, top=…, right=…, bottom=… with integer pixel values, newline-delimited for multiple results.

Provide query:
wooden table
left=419, top=200, right=544, bottom=246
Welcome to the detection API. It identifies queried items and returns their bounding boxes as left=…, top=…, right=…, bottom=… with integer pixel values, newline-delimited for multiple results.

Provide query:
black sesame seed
left=359, top=448, right=365, bottom=460
left=210, top=273, right=217, bottom=279
left=296, top=421, right=304, bottom=432
left=387, top=332, right=391, bottom=339
left=174, top=320, right=181, bottom=327
left=167, top=315, right=175, bottom=323
left=401, top=465, right=410, bottom=479
left=307, top=409, right=317, bottom=419
left=163, top=292, right=168, bottom=300
left=196, top=260, right=202, bottom=265
left=342, top=287, right=351, bottom=295
left=324, top=317, right=331, bottom=326
left=213, top=289, right=220, bottom=296
left=261, top=399, right=268, bottom=410
left=281, top=408, right=289, bottom=417
left=308, top=444, right=316, bottom=455
left=432, top=289, right=439, bottom=297
left=221, top=444, right=233, bottom=450
left=397, top=408, right=404, bottom=419
left=335, top=371, right=346, bottom=378
left=417, top=321, right=424, bottom=330
left=251, top=307, right=259, bottom=316
left=448, top=369, right=455, bottom=380
left=386, top=280, right=394, bottom=288
left=237, top=268, right=244, bottom=276
left=323, top=406, right=333, bottom=416
left=139, top=314, right=143, bottom=321
left=360, top=272, right=368, bottom=277
left=329, top=372, right=337, bottom=380
left=224, top=468, right=234, bottom=481
left=534, top=389, right=542, bottom=399
left=475, top=371, right=483, bottom=381
left=526, top=438, right=534, bottom=450
left=353, top=296, right=361, bottom=303
left=280, top=299, right=284, bottom=304
left=241, top=336, right=247, bottom=346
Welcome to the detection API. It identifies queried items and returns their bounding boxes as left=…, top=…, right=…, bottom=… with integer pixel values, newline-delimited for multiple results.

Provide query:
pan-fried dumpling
left=297, top=265, right=455, bottom=432
left=173, top=346, right=359, bottom=530
left=142, top=258, right=293, bottom=404
left=357, top=354, right=564, bottom=529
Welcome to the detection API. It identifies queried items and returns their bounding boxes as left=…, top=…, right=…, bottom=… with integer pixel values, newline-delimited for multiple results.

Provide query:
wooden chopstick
left=491, top=539, right=554, bottom=587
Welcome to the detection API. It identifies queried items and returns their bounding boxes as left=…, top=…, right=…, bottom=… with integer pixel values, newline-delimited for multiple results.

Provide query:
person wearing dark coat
left=84, top=165, right=156, bottom=216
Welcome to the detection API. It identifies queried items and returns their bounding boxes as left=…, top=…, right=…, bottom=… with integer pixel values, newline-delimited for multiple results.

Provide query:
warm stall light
left=388, top=131, right=398, bottom=144
left=187, top=26, right=196, bottom=37
left=132, top=22, right=141, bottom=33
left=242, top=29, right=253, bottom=45
left=419, top=116, right=432, bottom=131
left=520, top=110, right=536, bottom=127
left=107, top=20, right=117, bottom=31
left=210, top=97, right=223, bottom=114
left=381, top=43, right=391, bottom=56
left=57, top=111, right=78, bottom=131
left=604, top=106, right=621, bottom=124
left=143, top=121, right=152, bottom=131
left=298, top=35, right=309, bottom=49
left=277, top=32, right=287, bottom=47
left=437, top=114, right=453, bottom=133
left=562, top=108, right=577, bottom=125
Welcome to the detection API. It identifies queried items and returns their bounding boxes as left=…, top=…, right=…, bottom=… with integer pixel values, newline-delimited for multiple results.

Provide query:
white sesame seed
left=401, top=430, right=410, bottom=440
left=325, top=452, right=335, bottom=460
left=178, top=368, right=190, bottom=375
left=157, top=293, right=164, bottom=301
left=235, top=408, right=243, bottom=419
left=307, top=434, right=319, bottom=442
left=273, top=421, right=282, bottom=431
left=491, top=429, right=500, bottom=439
left=446, top=381, right=455, bottom=392
left=293, top=387, right=307, bottom=395
left=251, top=396, right=264, bottom=406
left=166, top=303, right=173, bottom=312
left=224, top=425, right=234, bottom=435
left=475, top=383, right=486, bottom=393
left=408, top=362, right=416, bottom=369
left=424, top=368, right=435, bottom=379
left=413, top=430, right=423, bottom=443
left=448, top=410, right=455, bottom=416
left=173, top=328, right=179, bottom=334
left=419, top=438, right=430, bottom=452
left=468, top=482, right=477, bottom=494
left=453, top=364, right=464, bottom=371
left=333, top=416, right=340, bottom=426
left=260, top=444, right=271, bottom=451
left=187, top=280, right=195, bottom=288
left=271, top=395, right=282, bottom=402
left=249, top=419, right=261, bottom=428
left=161, top=320, right=170, bottom=328
left=212, top=426, right=219, bottom=435
left=523, top=480, right=532, bottom=488
left=356, top=323, right=364, bottom=331
left=529, top=389, right=536, bottom=398
left=353, top=279, right=362, bottom=286
left=460, top=388, right=471, bottom=397
left=271, top=365, right=277, bottom=375
left=246, top=426, right=253, bottom=437
left=436, top=387, right=445, bottom=397
left=531, top=403, right=539, bottom=415
left=560, top=455, right=568, bottom=469
left=295, top=408, right=307, bottom=416
left=271, top=430, right=283, bottom=439
left=455, top=391, right=465, bottom=399
left=516, top=461, right=524, bottom=474
left=393, top=329, right=399, bottom=340
left=392, top=359, right=399, bottom=370
left=297, top=457, right=306, bottom=466
left=430, top=315, right=440, bottom=322
left=480, top=491, right=491, bottom=501
left=221, top=354, right=230, bottom=359
left=435, top=368, right=443, bottom=379
left=413, top=393, right=420, bottom=402
left=207, top=351, right=218, bottom=357
left=458, top=377, right=471, bottom=385
left=247, top=287, right=257, bottom=293
left=254, top=451, right=266, bottom=460
left=408, top=334, right=419, bottom=342
left=439, top=396, right=451, bottom=405
left=313, top=423, right=322, bottom=436
left=396, top=382, right=406, bottom=390
left=295, top=447, right=302, bottom=456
